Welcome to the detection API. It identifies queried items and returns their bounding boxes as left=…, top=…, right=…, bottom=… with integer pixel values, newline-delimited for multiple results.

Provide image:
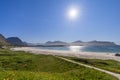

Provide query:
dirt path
left=56, top=56, right=120, bottom=80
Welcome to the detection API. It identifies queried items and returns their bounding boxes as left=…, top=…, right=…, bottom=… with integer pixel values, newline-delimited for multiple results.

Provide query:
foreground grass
left=66, top=57, right=120, bottom=74
left=0, top=49, right=118, bottom=80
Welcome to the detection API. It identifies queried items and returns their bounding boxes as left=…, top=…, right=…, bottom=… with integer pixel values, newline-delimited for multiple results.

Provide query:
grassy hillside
left=0, top=49, right=118, bottom=80
left=66, top=57, right=120, bottom=74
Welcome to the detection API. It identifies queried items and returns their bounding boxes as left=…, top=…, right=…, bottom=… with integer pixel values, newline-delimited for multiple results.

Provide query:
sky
left=0, top=0, right=120, bottom=44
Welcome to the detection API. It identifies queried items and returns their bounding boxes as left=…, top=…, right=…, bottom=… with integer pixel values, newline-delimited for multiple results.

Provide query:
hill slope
left=0, top=34, right=8, bottom=46
left=6, top=37, right=26, bottom=46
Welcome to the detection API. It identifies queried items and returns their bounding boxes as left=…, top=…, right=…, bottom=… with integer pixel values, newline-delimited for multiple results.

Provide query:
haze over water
left=34, top=46, right=120, bottom=53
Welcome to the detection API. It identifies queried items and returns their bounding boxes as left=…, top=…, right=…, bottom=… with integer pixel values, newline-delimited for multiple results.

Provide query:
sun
left=68, top=7, right=78, bottom=20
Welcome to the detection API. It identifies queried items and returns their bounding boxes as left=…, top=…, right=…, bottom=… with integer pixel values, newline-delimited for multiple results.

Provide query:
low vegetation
left=66, top=57, right=120, bottom=74
left=0, top=49, right=118, bottom=80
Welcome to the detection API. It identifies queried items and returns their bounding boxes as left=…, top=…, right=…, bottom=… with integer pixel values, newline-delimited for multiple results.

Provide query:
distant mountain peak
left=45, top=41, right=68, bottom=45
left=72, top=40, right=83, bottom=43
left=46, top=41, right=67, bottom=43
left=6, top=37, right=26, bottom=46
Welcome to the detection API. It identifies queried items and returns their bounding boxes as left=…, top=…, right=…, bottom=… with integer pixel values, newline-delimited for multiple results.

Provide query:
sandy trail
left=56, top=56, right=120, bottom=80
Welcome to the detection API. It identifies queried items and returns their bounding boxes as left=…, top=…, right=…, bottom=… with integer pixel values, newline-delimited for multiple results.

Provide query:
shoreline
left=11, top=47, right=120, bottom=62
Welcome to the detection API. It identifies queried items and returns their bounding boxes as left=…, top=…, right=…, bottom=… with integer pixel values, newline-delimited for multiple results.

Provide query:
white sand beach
left=11, top=47, right=120, bottom=62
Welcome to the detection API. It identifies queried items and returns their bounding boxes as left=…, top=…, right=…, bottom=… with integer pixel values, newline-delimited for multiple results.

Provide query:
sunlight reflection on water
left=69, top=46, right=83, bottom=52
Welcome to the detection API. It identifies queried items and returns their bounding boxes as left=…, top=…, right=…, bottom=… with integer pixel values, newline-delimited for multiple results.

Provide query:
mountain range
left=70, top=40, right=117, bottom=46
left=38, top=40, right=118, bottom=47
left=0, top=33, right=119, bottom=47
left=0, top=34, right=26, bottom=46
left=6, top=37, right=27, bottom=46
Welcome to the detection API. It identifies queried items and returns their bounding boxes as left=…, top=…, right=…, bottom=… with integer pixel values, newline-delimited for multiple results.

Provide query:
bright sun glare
left=68, top=7, right=78, bottom=20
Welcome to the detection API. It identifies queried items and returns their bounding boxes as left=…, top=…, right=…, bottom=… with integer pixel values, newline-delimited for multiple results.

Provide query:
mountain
left=85, top=40, right=117, bottom=46
left=72, top=40, right=83, bottom=43
left=45, top=41, right=68, bottom=46
left=0, top=33, right=118, bottom=47
left=70, top=40, right=83, bottom=46
left=37, top=40, right=118, bottom=47
left=6, top=37, right=27, bottom=46
left=70, top=40, right=117, bottom=46
left=0, top=34, right=8, bottom=46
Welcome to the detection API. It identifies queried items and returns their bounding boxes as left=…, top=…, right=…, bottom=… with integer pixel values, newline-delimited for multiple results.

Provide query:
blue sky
left=0, top=0, right=120, bottom=44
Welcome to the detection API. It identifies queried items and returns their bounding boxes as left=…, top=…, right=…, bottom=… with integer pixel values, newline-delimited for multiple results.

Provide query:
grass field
left=0, top=49, right=118, bottom=80
left=67, top=57, right=120, bottom=74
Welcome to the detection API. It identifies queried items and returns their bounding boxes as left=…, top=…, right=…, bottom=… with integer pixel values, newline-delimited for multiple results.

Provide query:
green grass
left=0, top=49, right=118, bottom=80
left=66, top=57, right=120, bottom=74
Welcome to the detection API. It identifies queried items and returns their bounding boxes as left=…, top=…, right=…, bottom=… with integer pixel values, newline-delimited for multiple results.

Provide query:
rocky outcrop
left=0, top=34, right=8, bottom=46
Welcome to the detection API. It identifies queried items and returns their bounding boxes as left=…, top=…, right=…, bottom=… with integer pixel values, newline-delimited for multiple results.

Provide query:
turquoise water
left=34, top=46, right=120, bottom=53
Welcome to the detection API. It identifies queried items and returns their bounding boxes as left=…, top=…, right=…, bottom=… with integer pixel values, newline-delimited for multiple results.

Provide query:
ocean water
left=34, top=46, right=120, bottom=53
